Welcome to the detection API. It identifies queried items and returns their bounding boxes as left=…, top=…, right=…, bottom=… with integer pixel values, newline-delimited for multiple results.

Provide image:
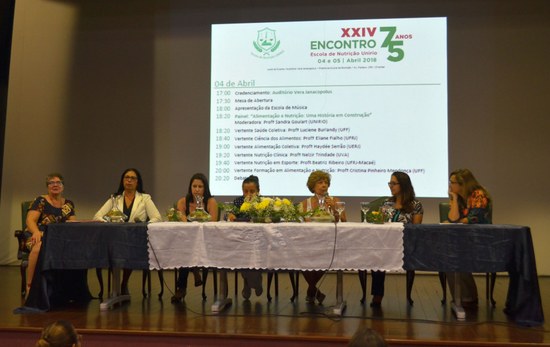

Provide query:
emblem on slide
left=253, top=28, right=281, bottom=57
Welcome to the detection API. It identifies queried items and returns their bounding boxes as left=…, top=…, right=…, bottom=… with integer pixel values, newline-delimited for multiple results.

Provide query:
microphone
left=324, top=192, right=334, bottom=213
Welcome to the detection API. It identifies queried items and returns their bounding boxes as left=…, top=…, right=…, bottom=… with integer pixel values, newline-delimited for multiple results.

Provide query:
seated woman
left=36, top=320, right=81, bottom=347
left=298, top=170, right=346, bottom=304
left=228, top=174, right=259, bottom=222
left=93, top=168, right=162, bottom=295
left=171, top=173, right=218, bottom=302
left=446, top=168, right=492, bottom=306
left=26, top=173, right=77, bottom=297
left=370, top=172, right=423, bottom=307
left=230, top=175, right=263, bottom=299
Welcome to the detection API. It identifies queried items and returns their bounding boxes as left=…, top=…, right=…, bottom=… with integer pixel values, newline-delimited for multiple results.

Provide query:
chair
left=439, top=202, right=496, bottom=306
left=356, top=197, right=445, bottom=305
left=143, top=205, right=224, bottom=300
left=172, top=205, right=223, bottom=301
left=357, top=197, right=387, bottom=304
left=266, top=271, right=300, bottom=302
left=142, top=268, right=164, bottom=298
left=401, top=204, right=448, bottom=305
left=224, top=208, right=297, bottom=302
left=406, top=217, right=447, bottom=305
left=13, top=201, right=33, bottom=297
left=173, top=268, right=211, bottom=301
left=400, top=204, right=455, bottom=305
left=14, top=200, right=106, bottom=298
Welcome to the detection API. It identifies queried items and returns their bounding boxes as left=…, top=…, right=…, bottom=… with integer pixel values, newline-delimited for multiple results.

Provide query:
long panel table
left=148, top=222, right=405, bottom=314
left=16, top=221, right=544, bottom=326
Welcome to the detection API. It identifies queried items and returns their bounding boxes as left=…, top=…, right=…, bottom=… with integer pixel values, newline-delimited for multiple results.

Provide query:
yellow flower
left=257, top=198, right=271, bottom=210
left=371, top=211, right=380, bottom=215
left=282, top=198, right=292, bottom=206
left=273, top=199, right=283, bottom=212
left=240, top=201, right=251, bottom=212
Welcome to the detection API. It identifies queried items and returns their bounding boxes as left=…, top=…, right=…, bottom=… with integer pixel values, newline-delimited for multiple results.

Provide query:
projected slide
left=210, top=17, right=447, bottom=197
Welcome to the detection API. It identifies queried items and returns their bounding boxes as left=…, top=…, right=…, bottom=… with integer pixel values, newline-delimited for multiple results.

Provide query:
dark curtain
left=0, top=0, right=16, bottom=197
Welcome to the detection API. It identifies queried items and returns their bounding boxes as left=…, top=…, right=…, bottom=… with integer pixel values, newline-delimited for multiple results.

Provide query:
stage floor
left=1, top=266, right=548, bottom=346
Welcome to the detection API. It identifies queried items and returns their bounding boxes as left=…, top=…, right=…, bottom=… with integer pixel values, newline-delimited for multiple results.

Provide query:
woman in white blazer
left=93, top=168, right=162, bottom=294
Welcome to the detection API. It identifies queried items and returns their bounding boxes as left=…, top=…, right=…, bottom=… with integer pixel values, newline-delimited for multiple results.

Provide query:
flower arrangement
left=187, top=195, right=212, bottom=222
left=303, top=207, right=335, bottom=223
left=365, top=210, right=385, bottom=224
left=240, top=196, right=301, bottom=223
left=166, top=204, right=183, bottom=221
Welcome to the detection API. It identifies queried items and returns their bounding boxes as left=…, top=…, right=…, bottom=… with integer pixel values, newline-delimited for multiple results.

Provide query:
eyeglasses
left=47, top=181, right=63, bottom=186
left=387, top=182, right=400, bottom=187
left=124, top=176, right=138, bottom=181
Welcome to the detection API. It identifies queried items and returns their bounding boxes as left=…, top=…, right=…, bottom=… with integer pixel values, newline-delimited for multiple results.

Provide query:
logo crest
left=253, top=28, right=281, bottom=57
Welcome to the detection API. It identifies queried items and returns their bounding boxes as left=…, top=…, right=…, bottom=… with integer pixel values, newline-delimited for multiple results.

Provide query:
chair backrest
left=14, top=201, right=33, bottom=260
left=486, top=201, right=493, bottom=224
left=360, top=196, right=388, bottom=221
left=439, top=201, right=493, bottom=223
left=439, top=202, right=450, bottom=223
left=20, top=201, right=33, bottom=230
left=216, top=205, right=222, bottom=221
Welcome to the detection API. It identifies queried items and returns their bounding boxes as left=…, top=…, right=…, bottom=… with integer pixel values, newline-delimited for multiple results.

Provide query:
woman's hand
left=324, top=196, right=335, bottom=210
left=30, top=232, right=41, bottom=247
left=447, top=189, right=461, bottom=222
left=448, top=187, right=457, bottom=200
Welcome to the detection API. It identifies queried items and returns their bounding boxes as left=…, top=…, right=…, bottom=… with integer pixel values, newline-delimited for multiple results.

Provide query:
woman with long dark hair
left=370, top=171, right=423, bottom=307
left=93, top=168, right=162, bottom=294
left=171, top=173, right=218, bottom=302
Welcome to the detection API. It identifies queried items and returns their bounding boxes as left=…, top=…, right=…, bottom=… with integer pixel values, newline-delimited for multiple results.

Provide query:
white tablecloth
left=147, top=222, right=404, bottom=272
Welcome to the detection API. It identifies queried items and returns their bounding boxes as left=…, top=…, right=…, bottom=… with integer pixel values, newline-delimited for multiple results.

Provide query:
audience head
left=348, top=326, right=387, bottom=347
left=306, top=170, right=331, bottom=194
left=116, top=168, right=144, bottom=195
left=186, top=173, right=213, bottom=202
left=242, top=175, right=260, bottom=199
left=36, top=320, right=81, bottom=347
left=449, top=168, right=489, bottom=200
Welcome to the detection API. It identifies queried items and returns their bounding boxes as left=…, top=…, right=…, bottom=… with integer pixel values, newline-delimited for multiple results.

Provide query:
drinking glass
left=335, top=201, right=345, bottom=214
left=335, top=201, right=346, bottom=222
left=383, top=206, right=395, bottom=223
left=360, top=202, right=371, bottom=223
left=222, top=202, right=233, bottom=222
left=317, top=194, right=326, bottom=211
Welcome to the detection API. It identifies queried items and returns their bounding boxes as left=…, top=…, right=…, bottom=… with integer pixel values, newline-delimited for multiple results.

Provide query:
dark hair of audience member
left=36, top=320, right=80, bottom=347
left=348, top=326, right=387, bottom=347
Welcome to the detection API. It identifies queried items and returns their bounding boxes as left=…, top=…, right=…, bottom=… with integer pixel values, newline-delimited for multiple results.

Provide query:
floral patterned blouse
left=28, top=196, right=75, bottom=231
left=382, top=199, right=423, bottom=224
left=232, top=195, right=249, bottom=221
left=459, top=189, right=492, bottom=224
